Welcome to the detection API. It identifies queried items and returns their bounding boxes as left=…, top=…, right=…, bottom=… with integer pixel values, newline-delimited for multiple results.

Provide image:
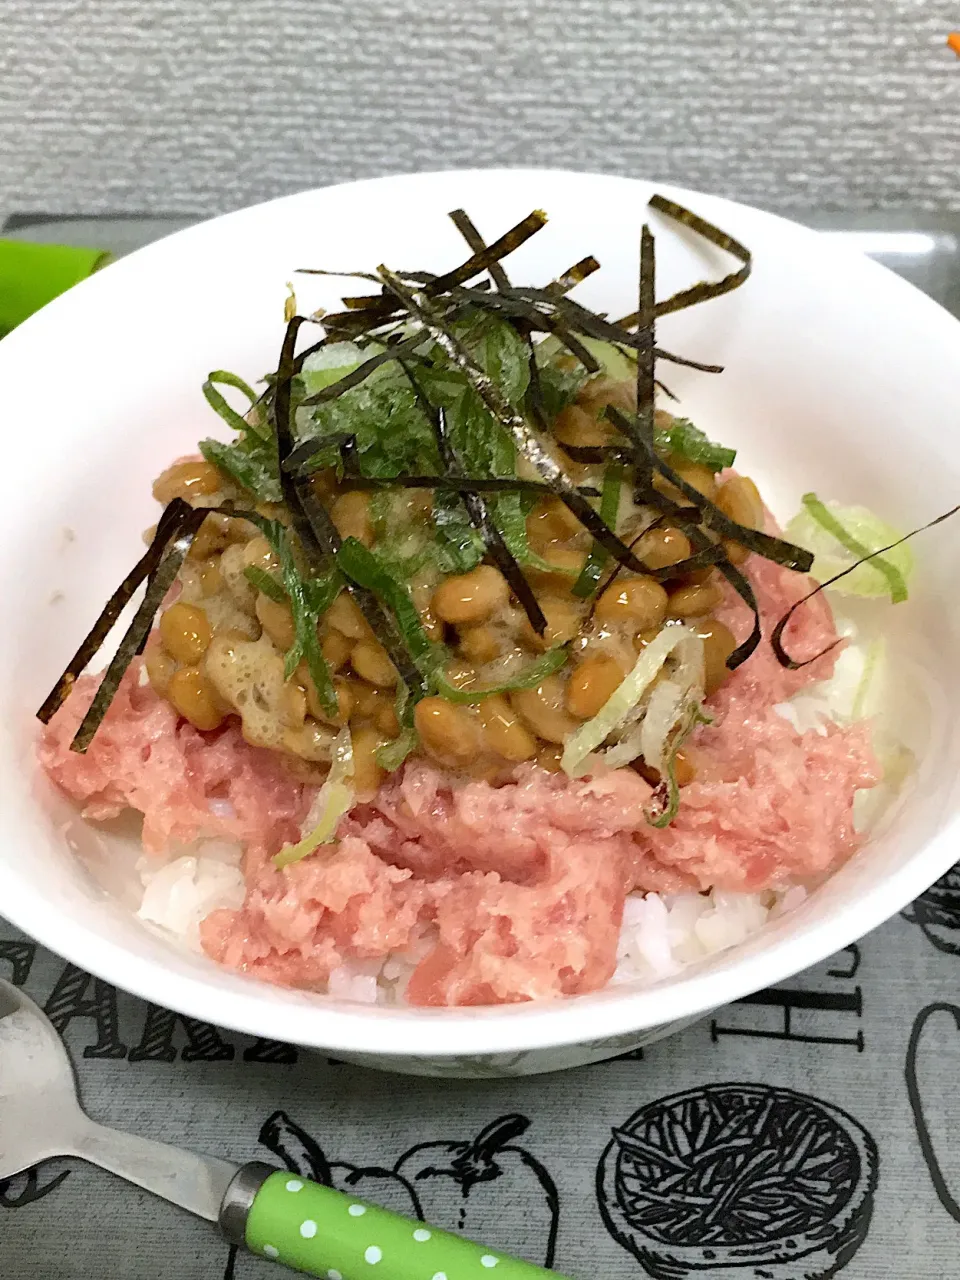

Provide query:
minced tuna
left=40, top=550, right=878, bottom=1008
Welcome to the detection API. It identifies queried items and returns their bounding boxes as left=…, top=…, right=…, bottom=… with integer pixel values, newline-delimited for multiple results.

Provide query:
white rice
left=135, top=620, right=894, bottom=1006
left=137, top=841, right=245, bottom=952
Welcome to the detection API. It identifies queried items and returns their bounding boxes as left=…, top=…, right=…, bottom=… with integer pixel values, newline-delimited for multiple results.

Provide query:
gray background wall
left=0, top=0, right=958, bottom=218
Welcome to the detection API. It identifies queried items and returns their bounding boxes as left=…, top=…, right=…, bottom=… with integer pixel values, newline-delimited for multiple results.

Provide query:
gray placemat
left=3, top=214, right=960, bottom=1280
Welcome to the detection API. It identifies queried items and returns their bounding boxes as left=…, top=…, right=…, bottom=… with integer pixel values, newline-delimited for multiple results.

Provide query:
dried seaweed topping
left=635, top=224, right=656, bottom=490
left=319, top=209, right=549, bottom=337
left=435, top=219, right=550, bottom=635
left=70, top=505, right=208, bottom=752
left=272, top=316, right=427, bottom=706
left=549, top=255, right=601, bottom=295
left=573, top=463, right=623, bottom=598
left=604, top=405, right=813, bottom=573
left=773, top=502, right=960, bottom=668
left=375, top=265, right=650, bottom=576
left=406, top=351, right=547, bottom=636
left=52, top=194, right=866, bottom=776
left=616, top=194, right=752, bottom=329
left=36, top=499, right=196, bottom=725
left=297, top=332, right=426, bottom=410
left=448, top=208, right=511, bottom=291
left=712, top=555, right=763, bottom=669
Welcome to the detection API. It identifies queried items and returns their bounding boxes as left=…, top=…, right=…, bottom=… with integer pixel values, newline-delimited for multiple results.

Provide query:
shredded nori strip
left=272, top=316, right=426, bottom=705
left=442, top=282, right=719, bottom=374
left=50, top=196, right=838, bottom=770
left=402, top=352, right=547, bottom=638
left=435, top=283, right=603, bottom=371
left=433, top=212, right=554, bottom=640
left=652, top=349, right=724, bottom=375
left=70, top=507, right=207, bottom=752
left=635, top=224, right=656, bottom=491
left=573, top=462, right=623, bottom=598
left=588, top=520, right=728, bottom=616
left=616, top=195, right=752, bottom=328
left=434, top=646, right=569, bottom=702
left=772, top=502, right=960, bottom=669
left=418, top=208, right=549, bottom=295
left=654, top=517, right=761, bottom=671
left=650, top=193, right=752, bottom=318
left=556, top=442, right=631, bottom=465
left=604, top=405, right=813, bottom=572
left=297, top=331, right=426, bottom=408
left=448, top=208, right=510, bottom=291
left=36, top=498, right=197, bottom=725
left=375, top=265, right=651, bottom=576
left=549, top=256, right=601, bottom=295
left=320, top=210, right=549, bottom=336
left=337, top=475, right=600, bottom=498
left=712, top=555, right=763, bottom=669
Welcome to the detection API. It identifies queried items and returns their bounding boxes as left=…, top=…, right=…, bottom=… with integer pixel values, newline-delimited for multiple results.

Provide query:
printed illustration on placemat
left=906, top=1002, right=960, bottom=1225
left=596, top=1083, right=878, bottom=1279
left=224, top=1109, right=559, bottom=1278
left=395, top=1112, right=560, bottom=1263
left=903, top=861, right=960, bottom=955
left=0, top=1165, right=69, bottom=1211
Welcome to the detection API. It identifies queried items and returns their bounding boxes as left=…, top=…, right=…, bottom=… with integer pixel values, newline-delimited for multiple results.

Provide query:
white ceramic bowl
left=1, top=170, right=959, bottom=1078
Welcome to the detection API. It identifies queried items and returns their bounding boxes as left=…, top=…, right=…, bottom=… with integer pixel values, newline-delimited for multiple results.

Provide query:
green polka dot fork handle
left=220, top=1163, right=571, bottom=1279
left=0, top=979, right=573, bottom=1280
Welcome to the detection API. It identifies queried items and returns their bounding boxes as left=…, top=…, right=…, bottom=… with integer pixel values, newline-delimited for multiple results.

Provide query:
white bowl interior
left=1, top=169, right=959, bottom=1060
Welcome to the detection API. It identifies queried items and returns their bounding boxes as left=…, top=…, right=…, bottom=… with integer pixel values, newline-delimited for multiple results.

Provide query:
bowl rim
left=3, top=165, right=960, bottom=1061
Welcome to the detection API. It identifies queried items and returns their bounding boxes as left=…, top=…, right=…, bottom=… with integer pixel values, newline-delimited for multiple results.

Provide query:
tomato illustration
left=394, top=1112, right=559, bottom=1268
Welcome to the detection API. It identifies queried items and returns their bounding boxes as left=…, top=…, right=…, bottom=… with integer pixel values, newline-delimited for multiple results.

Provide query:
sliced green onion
left=335, top=536, right=441, bottom=673
left=246, top=516, right=340, bottom=717
left=573, top=463, right=623, bottom=598
left=274, top=726, right=354, bottom=868
left=852, top=638, right=886, bottom=722
left=645, top=701, right=710, bottom=829
left=787, top=493, right=911, bottom=603
left=377, top=727, right=419, bottom=770
left=562, top=625, right=701, bottom=777
left=654, top=416, right=736, bottom=472
left=202, top=369, right=264, bottom=439
left=434, top=647, right=569, bottom=704
left=639, top=679, right=686, bottom=773
left=243, top=564, right=286, bottom=604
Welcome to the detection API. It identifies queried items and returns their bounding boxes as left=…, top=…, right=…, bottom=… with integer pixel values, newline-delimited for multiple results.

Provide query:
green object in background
left=245, top=1170, right=572, bottom=1279
left=0, top=237, right=110, bottom=336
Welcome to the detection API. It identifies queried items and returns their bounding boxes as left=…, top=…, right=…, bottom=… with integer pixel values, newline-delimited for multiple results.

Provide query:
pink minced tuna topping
left=39, top=552, right=877, bottom=1007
